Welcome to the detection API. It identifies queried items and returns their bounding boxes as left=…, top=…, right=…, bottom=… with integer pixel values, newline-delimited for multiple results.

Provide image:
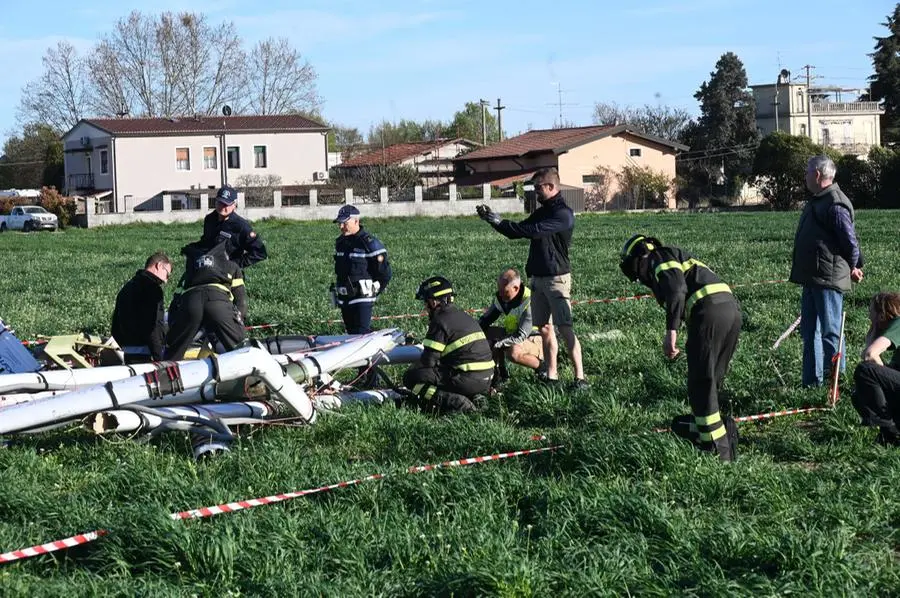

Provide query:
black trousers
left=402, top=364, right=493, bottom=414
left=852, top=362, right=900, bottom=436
left=684, top=296, right=742, bottom=460
left=166, top=288, right=246, bottom=361
left=339, top=301, right=374, bottom=334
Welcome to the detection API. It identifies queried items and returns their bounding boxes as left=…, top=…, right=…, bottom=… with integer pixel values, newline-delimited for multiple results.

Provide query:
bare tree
left=246, top=37, right=319, bottom=115
left=18, top=40, right=89, bottom=132
left=593, top=101, right=694, bottom=143
left=20, top=11, right=319, bottom=125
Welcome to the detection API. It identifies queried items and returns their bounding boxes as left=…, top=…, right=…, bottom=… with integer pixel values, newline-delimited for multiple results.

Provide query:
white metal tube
left=314, top=389, right=401, bottom=410
left=0, top=363, right=162, bottom=394
left=88, top=401, right=276, bottom=434
left=0, top=347, right=314, bottom=435
left=276, top=329, right=404, bottom=378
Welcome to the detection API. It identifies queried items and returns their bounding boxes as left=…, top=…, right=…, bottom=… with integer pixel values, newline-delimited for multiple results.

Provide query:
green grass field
left=2, top=211, right=900, bottom=596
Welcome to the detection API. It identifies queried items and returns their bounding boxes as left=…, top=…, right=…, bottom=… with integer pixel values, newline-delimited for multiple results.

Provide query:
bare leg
left=540, top=324, right=559, bottom=379
left=557, top=325, right=584, bottom=380
left=507, top=344, right=541, bottom=370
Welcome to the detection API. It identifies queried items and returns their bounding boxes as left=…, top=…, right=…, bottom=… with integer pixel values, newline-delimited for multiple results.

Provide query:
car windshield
left=22, top=207, right=47, bottom=214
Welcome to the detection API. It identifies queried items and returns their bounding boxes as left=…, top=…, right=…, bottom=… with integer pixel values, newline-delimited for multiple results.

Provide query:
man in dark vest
left=789, top=155, right=864, bottom=387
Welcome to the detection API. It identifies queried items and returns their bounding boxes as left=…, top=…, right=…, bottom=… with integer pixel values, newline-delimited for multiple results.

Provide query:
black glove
left=476, top=204, right=501, bottom=225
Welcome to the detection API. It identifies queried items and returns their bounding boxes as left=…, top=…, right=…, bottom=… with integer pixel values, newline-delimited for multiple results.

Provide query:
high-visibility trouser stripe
left=453, top=361, right=495, bottom=372
left=412, top=384, right=436, bottom=399
left=695, top=411, right=726, bottom=442
left=442, top=331, right=486, bottom=356
left=184, top=283, right=233, bottom=301
left=423, top=339, right=446, bottom=352
left=686, top=283, right=732, bottom=314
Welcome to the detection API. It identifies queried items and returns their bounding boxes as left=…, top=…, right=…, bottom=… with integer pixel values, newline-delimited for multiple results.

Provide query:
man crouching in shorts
left=476, top=167, right=587, bottom=390
left=479, top=268, right=545, bottom=386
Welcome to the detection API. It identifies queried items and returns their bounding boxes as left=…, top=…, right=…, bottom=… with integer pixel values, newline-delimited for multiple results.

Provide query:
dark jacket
left=421, top=304, right=494, bottom=373
left=201, top=211, right=268, bottom=268
left=789, top=183, right=856, bottom=292
left=492, top=194, right=574, bottom=277
left=111, top=269, right=167, bottom=359
left=640, top=245, right=733, bottom=330
left=334, top=226, right=392, bottom=298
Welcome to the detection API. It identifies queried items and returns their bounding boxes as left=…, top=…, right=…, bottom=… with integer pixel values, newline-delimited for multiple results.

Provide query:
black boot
left=431, top=391, right=477, bottom=415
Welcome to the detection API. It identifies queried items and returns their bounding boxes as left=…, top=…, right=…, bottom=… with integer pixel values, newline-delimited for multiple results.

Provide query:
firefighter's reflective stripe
left=454, top=360, right=495, bottom=372
left=624, top=236, right=649, bottom=258
left=432, top=288, right=453, bottom=297
left=442, top=331, right=486, bottom=356
left=685, top=283, right=732, bottom=314
left=494, top=288, right=533, bottom=335
left=695, top=411, right=726, bottom=441
left=412, top=383, right=437, bottom=399
left=183, top=282, right=233, bottom=301
left=423, top=339, right=446, bottom=352
left=654, top=258, right=710, bottom=280
left=231, top=278, right=245, bottom=288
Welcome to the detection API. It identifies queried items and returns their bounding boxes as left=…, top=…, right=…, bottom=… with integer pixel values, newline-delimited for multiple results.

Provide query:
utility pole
left=494, top=98, right=505, bottom=141
left=803, top=64, right=815, bottom=139
left=479, top=99, right=490, bottom=145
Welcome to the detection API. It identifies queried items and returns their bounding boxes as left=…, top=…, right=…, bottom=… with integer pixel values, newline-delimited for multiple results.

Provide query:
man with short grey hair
left=789, top=155, right=864, bottom=387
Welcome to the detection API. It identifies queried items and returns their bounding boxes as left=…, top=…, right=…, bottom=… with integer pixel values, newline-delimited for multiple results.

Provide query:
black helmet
left=416, top=276, right=455, bottom=302
left=619, top=234, right=659, bottom=281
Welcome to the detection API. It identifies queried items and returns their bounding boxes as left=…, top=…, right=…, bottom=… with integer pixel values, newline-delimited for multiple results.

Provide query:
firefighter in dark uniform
left=619, top=234, right=742, bottom=462
left=111, top=251, right=173, bottom=364
left=402, top=277, right=495, bottom=414
left=331, top=205, right=392, bottom=334
left=200, top=185, right=268, bottom=269
left=165, top=241, right=248, bottom=361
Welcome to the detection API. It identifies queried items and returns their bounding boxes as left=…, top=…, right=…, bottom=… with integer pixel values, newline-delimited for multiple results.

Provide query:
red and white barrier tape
left=653, top=405, right=833, bottom=433
left=772, top=316, right=802, bottom=350
left=322, top=278, right=789, bottom=325
left=0, top=444, right=560, bottom=564
left=0, top=530, right=107, bottom=564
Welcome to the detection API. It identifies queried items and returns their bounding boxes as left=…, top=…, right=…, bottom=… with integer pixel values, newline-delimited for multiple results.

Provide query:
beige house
left=332, top=138, right=481, bottom=188
left=62, top=115, right=329, bottom=211
left=452, top=125, right=687, bottom=209
left=751, top=80, right=883, bottom=154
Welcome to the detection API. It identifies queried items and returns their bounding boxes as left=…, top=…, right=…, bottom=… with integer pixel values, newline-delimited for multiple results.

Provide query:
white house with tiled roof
left=62, top=115, right=329, bottom=212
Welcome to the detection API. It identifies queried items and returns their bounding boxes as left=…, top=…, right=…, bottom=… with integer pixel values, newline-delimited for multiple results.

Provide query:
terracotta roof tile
left=456, top=124, right=687, bottom=160
left=79, top=114, right=327, bottom=136
left=337, top=139, right=476, bottom=168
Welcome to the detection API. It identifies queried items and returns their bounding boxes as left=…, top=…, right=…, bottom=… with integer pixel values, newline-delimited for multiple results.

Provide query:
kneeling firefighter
left=401, top=276, right=495, bottom=414
left=165, top=241, right=248, bottom=361
left=619, top=234, right=742, bottom=462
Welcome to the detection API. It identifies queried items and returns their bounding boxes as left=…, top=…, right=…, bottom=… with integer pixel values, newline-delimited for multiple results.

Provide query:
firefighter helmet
left=416, top=276, right=455, bottom=302
left=619, top=234, right=660, bottom=281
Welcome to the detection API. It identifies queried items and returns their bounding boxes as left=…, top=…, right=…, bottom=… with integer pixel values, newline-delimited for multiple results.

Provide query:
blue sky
left=0, top=0, right=894, bottom=145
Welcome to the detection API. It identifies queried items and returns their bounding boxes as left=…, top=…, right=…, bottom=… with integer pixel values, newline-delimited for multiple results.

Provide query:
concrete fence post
left=162, top=194, right=172, bottom=213
left=309, top=189, right=318, bottom=207
left=414, top=186, right=423, bottom=203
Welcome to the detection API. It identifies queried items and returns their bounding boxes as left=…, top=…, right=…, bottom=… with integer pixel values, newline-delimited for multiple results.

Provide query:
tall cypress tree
left=869, top=3, right=900, bottom=143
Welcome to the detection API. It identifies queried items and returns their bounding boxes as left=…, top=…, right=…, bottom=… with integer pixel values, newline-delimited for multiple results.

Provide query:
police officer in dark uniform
left=111, top=251, right=173, bottom=364
left=165, top=241, right=248, bottom=361
left=402, top=277, right=495, bottom=414
left=200, top=185, right=268, bottom=269
left=331, top=205, right=392, bottom=334
left=619, top=234, right=742, bottom=462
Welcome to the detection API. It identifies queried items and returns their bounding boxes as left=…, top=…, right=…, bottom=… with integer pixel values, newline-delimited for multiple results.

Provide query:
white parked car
left=0, top=206, right=59, bottom=232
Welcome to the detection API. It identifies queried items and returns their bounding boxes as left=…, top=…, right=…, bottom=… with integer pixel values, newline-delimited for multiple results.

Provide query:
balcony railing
left=811, top=101, right=883, bottom=114
left=68, top=173, right=95, bottom=190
